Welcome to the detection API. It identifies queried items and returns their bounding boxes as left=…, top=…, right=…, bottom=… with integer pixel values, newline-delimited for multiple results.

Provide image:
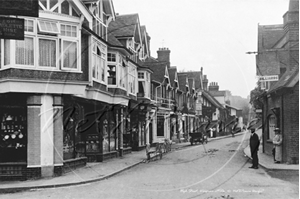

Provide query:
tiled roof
left=142, top=61, right=168, bottom=83
left=258, top=24, right=284, bottom=50
left=178, top=74, right=188, bottom=92
left=179, top=71, right=202, bottom=90
left=168, top=67, right=178, bottom=88
left=188, top=78, right=194, bottom=91
left=256, top=24, right=285, bottom=76
left=108, top=14, right=139, bottom=38
left=107, top=34, right=123, bottom=46
left=268, top=66, right=299, bottom=94
left=209, top=90, right=227, bottom=97
left=225, top=104, right=241, bottom=111
left=202, top=90, right=223, bottom=109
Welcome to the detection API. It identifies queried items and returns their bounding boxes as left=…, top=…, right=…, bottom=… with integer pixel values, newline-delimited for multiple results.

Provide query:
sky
left=112, top=0, right=290, bottom=98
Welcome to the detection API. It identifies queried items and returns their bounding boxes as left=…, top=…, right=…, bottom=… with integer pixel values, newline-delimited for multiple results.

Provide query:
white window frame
left=1, top=18, right=81, bottom=72
left=128, top=64, right=136, bottom=94
left=38, top=37, right=58, bottom=69
left=60, top=23, right=79, bottom=71
left=92, top=38, right=106, bottom=84
left=118, top=55, right=126, bottom=89
left=61, top=39, right=78, bottom=70
left=138, top=72, right=145, bottom=79
left=37, top=20, right=60, bottom=34
left=15, top=36, right=35, bottom=67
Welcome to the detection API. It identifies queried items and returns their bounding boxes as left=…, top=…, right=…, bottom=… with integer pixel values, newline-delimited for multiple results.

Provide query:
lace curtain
left=63, top=40, right=77, bottom=69
left=15, top=37, right=34, bottom=65
left=39, top=39, right=56, bottom=67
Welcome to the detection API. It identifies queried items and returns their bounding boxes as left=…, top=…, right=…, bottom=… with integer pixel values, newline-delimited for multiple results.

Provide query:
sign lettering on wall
left=0, top=17, right=24, bottom=40
left=0, top=0, right=39, bottom=17
left=258, top=75, right=279, bottom=82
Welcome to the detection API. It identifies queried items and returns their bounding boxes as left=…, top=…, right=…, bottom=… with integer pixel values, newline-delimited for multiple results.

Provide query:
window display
left=0, top=107, right=27, bottom=163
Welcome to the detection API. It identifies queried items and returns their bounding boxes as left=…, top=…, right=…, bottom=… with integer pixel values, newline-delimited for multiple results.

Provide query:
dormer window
left=108, top=53, right=116, bottom=62
left=138, top=72, right=144, bottom=79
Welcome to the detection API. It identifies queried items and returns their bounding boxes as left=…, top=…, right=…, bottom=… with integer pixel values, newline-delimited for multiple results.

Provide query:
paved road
left=1, top=134, right=298, bottom=199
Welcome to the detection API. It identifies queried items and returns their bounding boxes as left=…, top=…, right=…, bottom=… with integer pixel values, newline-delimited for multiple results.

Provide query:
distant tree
left=250, top=82, right=265, bottom=111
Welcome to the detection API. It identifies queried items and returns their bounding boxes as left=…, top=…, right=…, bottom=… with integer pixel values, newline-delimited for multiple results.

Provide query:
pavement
left=0, top=130, right=298, bottom=194
left=243, top=129, right=299, bottom=171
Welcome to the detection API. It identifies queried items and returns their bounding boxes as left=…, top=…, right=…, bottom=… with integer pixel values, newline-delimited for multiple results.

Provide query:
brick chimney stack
left=283, top=0, right=299, bottom=70
left=208, top=82, right=219, bottom=91
left=157, top=47, right=170, bottom=68
left=203, top=75, right=208, bottom=90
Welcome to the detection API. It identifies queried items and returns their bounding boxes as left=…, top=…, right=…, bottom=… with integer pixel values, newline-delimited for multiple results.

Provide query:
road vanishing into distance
left=2, top=132, right=298, bottom=199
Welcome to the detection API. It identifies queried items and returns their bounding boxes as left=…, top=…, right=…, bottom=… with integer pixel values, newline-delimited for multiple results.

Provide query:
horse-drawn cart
left=189, top=132, right=208, bottom=145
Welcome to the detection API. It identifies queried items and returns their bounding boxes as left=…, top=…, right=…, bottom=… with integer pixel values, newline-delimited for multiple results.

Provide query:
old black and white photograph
left=0, top=0, right=298, bottom=198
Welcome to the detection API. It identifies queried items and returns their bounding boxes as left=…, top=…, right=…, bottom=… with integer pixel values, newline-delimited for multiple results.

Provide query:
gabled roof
left=258, top=24, right=284, bottom=50
left=108, top=14, right=139, bottom=38
left=168, top=67, right=178, bottom=88
left=188, top=78, right=195, bottom=92
left=178, top=74, right=189, bottom=93
left=225, top=104, right=241, bottom=111
left=268, top=66, right=299, bottom=94
left=143, top=61, right=169, bottom=83
left=179, top=71, right=202, bottom=90
left=202, top=90, right=223, bottom=109
left=140, top=25, right=150, bottom=57
left=256, top=24, right=286, bottom=76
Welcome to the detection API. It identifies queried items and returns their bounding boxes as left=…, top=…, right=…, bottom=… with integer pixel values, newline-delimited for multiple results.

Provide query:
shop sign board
left=0, top=0, right=39, bottom=17
left=258, top=75, right=279, bottom=82
left=0, top=17, right=24, bottom=40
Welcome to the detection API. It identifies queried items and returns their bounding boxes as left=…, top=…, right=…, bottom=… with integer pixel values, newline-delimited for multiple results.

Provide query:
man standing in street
left=249, top=128, right=260, bottom=169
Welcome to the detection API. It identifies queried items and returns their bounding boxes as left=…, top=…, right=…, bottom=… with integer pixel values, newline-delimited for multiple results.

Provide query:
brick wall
left=283, top=83, right=299, bottom=164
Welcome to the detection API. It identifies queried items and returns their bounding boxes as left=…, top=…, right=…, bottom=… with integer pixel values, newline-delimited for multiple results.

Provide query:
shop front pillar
left=119, top=108, right=124, bottom=157
left=27, top=95, right=42, bottom=178
left=53, top=96, right=63, bottom=175
left=40, top=95, right=55, bottom=177
left=27, top=95, right=57, bottom=178
left=145, top=112, right=150, bottom=145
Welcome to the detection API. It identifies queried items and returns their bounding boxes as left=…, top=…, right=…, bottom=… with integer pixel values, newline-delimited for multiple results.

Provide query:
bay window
left=119, top=56, right=126, bottom=89
left=62, top=40, right=77, bottom=69
left=15, top=37, right=34, bottom=66
left=92, top=39, right=106, bottom=82
left=4, top=40, right=10, bottom=65
left=39, top=38, right=57, bottom=68
left=128, top=65, right=136, bottom=94
left=1, top=18, right=80, bottom=71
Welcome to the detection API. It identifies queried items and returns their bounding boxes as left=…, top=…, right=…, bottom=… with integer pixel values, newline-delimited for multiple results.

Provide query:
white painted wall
left=40, top=95, right=54, bottom=166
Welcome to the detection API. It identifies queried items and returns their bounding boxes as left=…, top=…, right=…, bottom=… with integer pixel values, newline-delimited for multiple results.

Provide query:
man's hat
left=274, top=128, right=281, bottom=132
left=250, top=128, right=255, bottom=133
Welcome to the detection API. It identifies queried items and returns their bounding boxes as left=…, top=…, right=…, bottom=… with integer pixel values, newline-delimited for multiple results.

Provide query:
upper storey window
left=0, top=18, right=80, bottom=71
left=92, top=1, right=107, bottom=40
left=107, top=53, right=126, bottom=89
left=92, top=38, right=106, bottom=83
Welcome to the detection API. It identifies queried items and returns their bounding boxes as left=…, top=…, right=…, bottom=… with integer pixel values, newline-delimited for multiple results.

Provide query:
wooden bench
left=162, top=138, right=172, bottom=153
left=146, top=142, right=163, bottom=161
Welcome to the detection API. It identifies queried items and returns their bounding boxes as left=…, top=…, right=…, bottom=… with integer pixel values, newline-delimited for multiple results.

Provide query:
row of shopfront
left=0, top=93, right=198, bottom=180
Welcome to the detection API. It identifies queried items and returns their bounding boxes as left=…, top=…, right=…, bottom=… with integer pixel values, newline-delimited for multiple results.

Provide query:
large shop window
left=102, top=119, right=116, bottom=153
left=63, top=104, right=84, bottom=160
left=0, top=107, right=27, bottom=163
left=157, top=116, right=165, bottom=137
left=268, top=114, right=277, bottom=140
